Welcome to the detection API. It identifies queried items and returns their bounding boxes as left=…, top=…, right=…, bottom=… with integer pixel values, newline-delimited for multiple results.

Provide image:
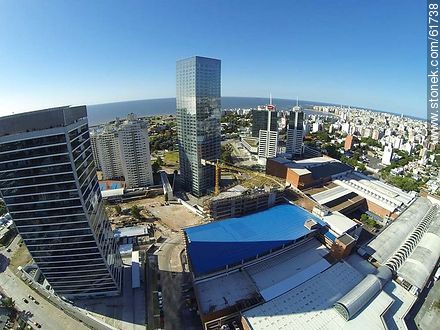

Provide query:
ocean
left=86, top=97, right=338, bottom=126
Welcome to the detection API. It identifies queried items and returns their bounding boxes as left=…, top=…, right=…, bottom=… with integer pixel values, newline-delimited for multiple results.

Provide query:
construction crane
left=201, top=159, right=284, bottom=195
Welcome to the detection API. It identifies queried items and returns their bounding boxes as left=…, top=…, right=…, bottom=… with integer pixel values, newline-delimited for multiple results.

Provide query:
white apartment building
left=382, top=145, right=393, bottom=165
left=91, top=114, right=153, bottom=188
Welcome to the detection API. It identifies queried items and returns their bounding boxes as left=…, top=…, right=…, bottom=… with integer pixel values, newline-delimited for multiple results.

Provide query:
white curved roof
left=364, top=197, right=432, bottom=264
left=335, top=274, right=382, bottom=320
left=397, top=215, right=440, bottom=290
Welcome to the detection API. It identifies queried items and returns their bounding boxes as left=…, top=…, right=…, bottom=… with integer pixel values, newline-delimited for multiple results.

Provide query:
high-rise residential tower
left=91, top=114, right=154, bottom=188
left=176, top=56, right=221, bottom=197
left=286, top=105, right=305, bottom=158
left=0, top=106, right=122, bottom=298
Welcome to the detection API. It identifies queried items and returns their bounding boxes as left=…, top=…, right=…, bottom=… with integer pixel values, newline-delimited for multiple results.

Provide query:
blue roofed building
left=184, top=203, right=324, bottom=277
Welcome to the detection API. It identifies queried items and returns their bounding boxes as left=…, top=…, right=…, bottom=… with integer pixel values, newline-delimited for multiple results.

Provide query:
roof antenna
left=296, top=96, right=299, bottom=107
left=270, top=92, right=272, bottom=105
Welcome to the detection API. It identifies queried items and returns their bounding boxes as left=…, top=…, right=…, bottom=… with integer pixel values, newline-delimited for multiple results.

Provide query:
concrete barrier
left=178, top=199, right=205, bottom=217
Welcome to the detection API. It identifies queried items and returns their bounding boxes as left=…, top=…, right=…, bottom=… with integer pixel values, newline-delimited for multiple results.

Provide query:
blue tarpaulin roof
left=185, top=204, right=323, bottom=277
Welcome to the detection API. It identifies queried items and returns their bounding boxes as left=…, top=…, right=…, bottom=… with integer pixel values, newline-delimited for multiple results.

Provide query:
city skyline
left=0, top=1, right=425, bottom=118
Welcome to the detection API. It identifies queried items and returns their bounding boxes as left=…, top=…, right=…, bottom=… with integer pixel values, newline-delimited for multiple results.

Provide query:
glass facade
left=251, top=110, right=277, bottom=138
left=176, top=56, right=221, bottom=197
left=0, top=106, right=122, bottom=298
left=286, top=109, right=305, bottom=158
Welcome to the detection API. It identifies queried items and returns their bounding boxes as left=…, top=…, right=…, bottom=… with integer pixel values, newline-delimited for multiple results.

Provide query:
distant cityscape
left=0, top=54, right=438, bottom=330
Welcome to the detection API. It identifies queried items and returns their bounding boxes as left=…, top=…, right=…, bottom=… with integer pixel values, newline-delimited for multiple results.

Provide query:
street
left=155, top=234, right=201, bottom=330
left=0, top=264, right=88, bottom=330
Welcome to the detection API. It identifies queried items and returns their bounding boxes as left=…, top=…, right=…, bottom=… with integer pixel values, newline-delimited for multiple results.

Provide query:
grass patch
left=10, top=242, right=32, bottom=269
left=164, top=151, right=179, bottom=164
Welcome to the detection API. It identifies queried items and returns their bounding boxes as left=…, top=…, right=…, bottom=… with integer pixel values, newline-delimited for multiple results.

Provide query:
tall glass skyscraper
left=0, top=106, right=122, bottom=298
left=176, top=56, right=221, bottom=197
left=286, top=106, right=305, bottom=158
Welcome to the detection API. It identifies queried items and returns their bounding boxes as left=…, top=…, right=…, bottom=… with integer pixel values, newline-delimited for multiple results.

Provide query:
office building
left=0, top=106, right=122, bottom=298
left=91, top=114, right=154, bottom=189
left=253, top=99, right=278, bottom=165
left=286, top=106, right=304, bottom=158
left=176, top=56, right=221, bottom=197
left=251, top=108, right=277, bottom=138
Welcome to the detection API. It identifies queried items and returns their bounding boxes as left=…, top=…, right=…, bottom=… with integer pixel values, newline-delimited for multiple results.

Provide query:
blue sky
left=0, top=0, right=426, bottom=117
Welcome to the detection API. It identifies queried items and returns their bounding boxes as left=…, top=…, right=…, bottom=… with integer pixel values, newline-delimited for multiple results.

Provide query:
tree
left=1, top=297, right=15, bottom=308
left=131, top=205, right=142, bottom=219
left=156, top=156, right=164, bottom=166
left=152, top=161, right=161, bottom=173
left=220, top=144, right=234, bottom=163
left=0, top=199, right=6, bottom=216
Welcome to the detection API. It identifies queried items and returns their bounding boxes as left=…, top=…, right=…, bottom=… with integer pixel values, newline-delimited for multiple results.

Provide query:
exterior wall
left=0, top=106, right=122, bottom=298
left=344, top=135, right=354, bottom=151
left=252, top=110, right=277, bottom=137
left=90, top=133, right=101, bottom=170
left=257, top=110, right=278, bottom=161
left=329, top=237, right=356, bottom=261
left=241, top=316, right=252, bottom=330
left=286, top=110, right=304, bottom=158
left=176, top=56, right=221, bottom=197
left=118, top=116, right=153, bottom=188
left=207, top=190, right=284, bottom=220
left=286, top=170, right=315, bottom=189
left=265, top=159, right=288, bottom=179
left=91, top=115, right=153, bottom=188
left=258, top=129, right=278, bottom=160
left=365, top=199, right=393, bottom=218
left=96, top=129, right=123, bottom=179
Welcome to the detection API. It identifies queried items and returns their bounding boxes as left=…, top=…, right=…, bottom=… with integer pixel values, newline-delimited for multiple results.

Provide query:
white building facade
left=92, top=114, right=153, bottom=188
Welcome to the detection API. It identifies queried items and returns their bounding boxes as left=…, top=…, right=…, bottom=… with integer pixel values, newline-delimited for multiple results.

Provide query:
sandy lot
left=115, top=196, right=204, bottom=231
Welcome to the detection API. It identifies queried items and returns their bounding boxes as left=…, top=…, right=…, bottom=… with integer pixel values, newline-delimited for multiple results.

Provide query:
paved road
left=0, top=265, right=88, bottom=330
left=156, top=235, right=201, bottom=330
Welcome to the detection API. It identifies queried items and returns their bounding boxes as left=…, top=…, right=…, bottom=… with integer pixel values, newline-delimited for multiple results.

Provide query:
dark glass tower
left=286, top=106, right=305, bottom=158
left=0, top=106, right=122, bottom=298
left=251, top=110, right=277, bottom=138
left=176, top=56, right=221, bottom=197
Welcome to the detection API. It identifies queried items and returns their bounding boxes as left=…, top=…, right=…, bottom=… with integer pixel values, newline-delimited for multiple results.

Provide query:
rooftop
left=114, top=225, right=150, bottom=238
left=321, top=211, right=358, bottom=236
left=194, top=271, right=260, bottom=314
left=396, top=205, right=440, bottom=290
left=363, top=197, right=432, bottom=264
left=243, top=261, right=416, bottom=330
left=312, top=185, right=354, bottom=205
left=185, top=203, right=323, bottom=277
left=244, top=239, right=330, bottom=301
left=0, top=106, right=87, bottom=138
left=334, top=172, right=416, bottom=213
left=270, top=156, right=353, bottom=179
